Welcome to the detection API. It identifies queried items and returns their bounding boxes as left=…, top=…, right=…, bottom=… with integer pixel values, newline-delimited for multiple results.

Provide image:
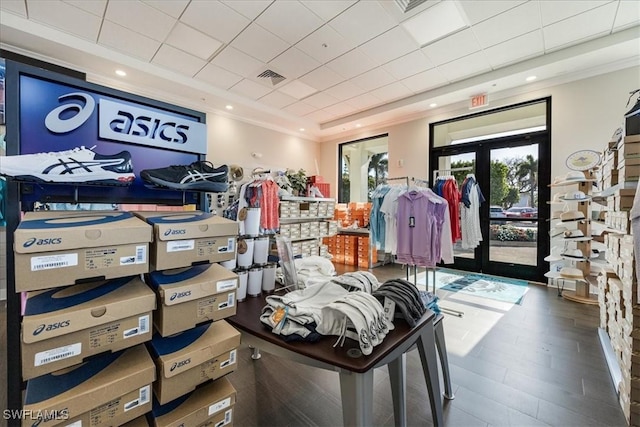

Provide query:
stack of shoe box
left=135, top=211, right=241, bottom=427
left=617, top=134, right=640, bottom=184
left=356, top=236, right=378, bottom=269
left=16, top=211, right=157, bottom=426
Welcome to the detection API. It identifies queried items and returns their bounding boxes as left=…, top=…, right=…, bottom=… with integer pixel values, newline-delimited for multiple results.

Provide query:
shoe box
left=122, top=416, right=151, bottom=427
left=21, top=275, right=156, bottom=380
left=147, top=263, right=238, bottom=336
left=22, top=345, right=155, bottom=427
left=150, top=377, right=236, bottom=427
left=134, top=211, right=238, bottom=271
left=148, top=320, right=241, bottom=405
left=14, top=211, right=152, bottom=292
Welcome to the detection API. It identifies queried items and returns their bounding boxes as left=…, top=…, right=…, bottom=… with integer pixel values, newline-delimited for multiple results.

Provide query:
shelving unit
left=277, top=196, right=337, bottom=258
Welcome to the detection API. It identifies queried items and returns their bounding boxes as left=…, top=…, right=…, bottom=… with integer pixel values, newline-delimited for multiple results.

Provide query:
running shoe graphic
left=141, top=161, right=229, bottom=192
left=0, top=146, right=135, bottom=185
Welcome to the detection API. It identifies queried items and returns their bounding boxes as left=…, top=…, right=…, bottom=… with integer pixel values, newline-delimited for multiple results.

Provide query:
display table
left=227, top=295, right=444, bottom=427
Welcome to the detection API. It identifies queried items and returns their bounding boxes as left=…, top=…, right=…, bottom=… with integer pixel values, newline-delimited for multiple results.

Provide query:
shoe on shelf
left=140, top=161, right=229, bottom=192
left=0, top=146, right=135, bottom=185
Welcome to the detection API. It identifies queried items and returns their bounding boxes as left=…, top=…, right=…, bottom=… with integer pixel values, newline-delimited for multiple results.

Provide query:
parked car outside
left=490, top=206, right=506, bottom=219
left=505, top=207, right=537, bottom=219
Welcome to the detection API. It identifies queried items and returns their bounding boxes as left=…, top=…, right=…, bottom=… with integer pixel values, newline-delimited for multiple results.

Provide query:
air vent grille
left=395, top=0, right=428, bottom=13
left=257, top=69, right=286, bottom=86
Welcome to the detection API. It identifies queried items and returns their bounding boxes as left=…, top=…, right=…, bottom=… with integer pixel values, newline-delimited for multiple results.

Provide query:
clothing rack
left=386, top=176, right=410, bottom=187
left=411, top=177, right=430, bottom=187
left=433, top=166, right=474, bottom=182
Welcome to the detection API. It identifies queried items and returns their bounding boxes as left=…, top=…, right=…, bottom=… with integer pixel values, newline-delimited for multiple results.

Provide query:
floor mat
left=418, top=268, right=530, bottom=305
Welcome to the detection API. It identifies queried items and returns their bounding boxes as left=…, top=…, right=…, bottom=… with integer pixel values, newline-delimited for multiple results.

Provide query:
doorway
left=430, top=99, right=551, bottom=282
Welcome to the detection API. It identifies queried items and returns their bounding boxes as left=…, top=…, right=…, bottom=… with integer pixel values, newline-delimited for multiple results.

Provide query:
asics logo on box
left=170, top=358, right=191, bottom=371
left=164, top=228, right=186, bottom=236
left=170, top=290, right=191, bottom=301
left=42, top=91, right=206, bottom=154
left=33, top=320, right=70, bottom=336
left=23, top=237, right=62, bottom=248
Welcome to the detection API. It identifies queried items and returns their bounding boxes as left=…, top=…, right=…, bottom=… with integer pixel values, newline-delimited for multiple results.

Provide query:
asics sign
left=23, top=237, right=63, bottom=247
left=44, top=92, right=207, bottom=154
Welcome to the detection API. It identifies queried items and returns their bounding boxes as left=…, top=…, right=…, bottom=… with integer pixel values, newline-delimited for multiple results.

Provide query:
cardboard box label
left=208, top=397, right=231, bottom=416
left=216, top=279, right=237, bottom=293
left=167, top=240, right=195, bottom=252
left=66, top=421, right=82, bottom=427
left=124, top=385, right=151, bottom=412
left=124, top=315, right=150, bottom=339
left=222, top=409, right=233, bottom=426
left=219, top=293, right=235, bottom=311
left=119, top=246, right=147, bottom=266
left=35, top=342, right=81, bottom=367
left=220, top=350, right=237, bottom=369
left=196, top=239, right=232, bottom=256
left=31, top=253, right=78, bottom=271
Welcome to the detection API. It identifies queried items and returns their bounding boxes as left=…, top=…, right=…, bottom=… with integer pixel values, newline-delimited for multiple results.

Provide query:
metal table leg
left=339, top=370, right=374, bottom=427
left=434, top=319, right=455, bottom=400
left=416, top=323, right=445, bottom=426
left=388, top=353, right=407, bottom=427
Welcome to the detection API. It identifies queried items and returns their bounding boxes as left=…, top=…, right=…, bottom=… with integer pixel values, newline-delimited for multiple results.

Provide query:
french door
left=429, top=107, right=551, bottom=282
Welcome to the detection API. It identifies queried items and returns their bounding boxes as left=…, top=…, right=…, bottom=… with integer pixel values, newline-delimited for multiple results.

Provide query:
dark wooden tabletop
left=227, top=293, right=436, bottom=373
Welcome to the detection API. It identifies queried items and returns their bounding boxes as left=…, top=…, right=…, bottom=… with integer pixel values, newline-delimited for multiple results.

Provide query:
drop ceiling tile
left=165, top=23, right=223, bottom=61
left=329, top=1, right=396, bottom=46
left=232, top=23, right=290, bottom=63
left=543, top=2, right=618, bottom=51
left=181, top=1, right=249, bottom=43
left=99, top=20, right=161, bottom=61
left=105, top=0, right=175, bottom=42
left=257, top=1, right=324, bottom=44
left=28, top=0, right=102, bottom=41
left=483, top=29, right=543, bottom=68
left=322, top=103, right=354, bottom=118
left=143, top=0, right=189, bottom=18
left=345, top=93, right=381, bottom=110
left=283, top=101, right=317, bottom=117
left=296, top=25, right=355, bottom=63
left=472, top=2, right=541, bottom=48
left=359, top=26, right=420, bottom=66
left=211, top=46, right=266, bottom=78
left=402, top=68, right=449, bottom=93
left=152, top=44, right=207, bottom=76
left=370, top=82, right=414, bottom=102
left=324, top=80, right=365, bottom=101
left=259, top=90, right=298, bottom=109
left=303, top=92, right=340, bottom=109
left=326, top=48, right=378, bottom=80
left=229, top=79, right=273, bottom=100
left=436, top=51, right=492, bottom=82
left=305, top=109, right=335, bottom=124
left=614, top=0, right=640, bottom=30
left=351, top=67, right=396, bottom=92
left=401, top=1, right=468, bottom=46
left=540, top=1, right=612, bottom=26
left=222, top=0, right=273, bottom=20
left=301, top=0, right=355, bottom=21
left=299, top=66, right=344, bottom=91
left=421, top=28, right=481, bottom=66
left=459, top=1, right=527, bottom=25
left=269, top=47, right=321, bottom=79
left=1, top=0, right=27, bottom=17
left=384, top=50, right=434, bottom=80
left=64, top=0, right=106, bottom=17
left=195, top=63, right=243, bottom=90
left=278, top=79, right=318, bottom=99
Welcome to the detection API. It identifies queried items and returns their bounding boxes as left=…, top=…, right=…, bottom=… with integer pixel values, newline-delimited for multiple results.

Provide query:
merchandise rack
left=3, top=60, right=209, bottom=425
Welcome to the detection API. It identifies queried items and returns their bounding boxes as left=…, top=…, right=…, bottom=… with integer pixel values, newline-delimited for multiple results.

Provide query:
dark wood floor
left=1, top=264, right=627, bottom=426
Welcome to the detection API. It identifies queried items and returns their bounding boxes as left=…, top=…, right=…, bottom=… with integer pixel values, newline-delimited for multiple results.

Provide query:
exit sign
left=470, top=93, right=488, bottom=109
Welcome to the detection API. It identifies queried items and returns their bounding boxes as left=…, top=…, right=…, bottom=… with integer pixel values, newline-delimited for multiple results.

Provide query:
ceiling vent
left=395, top=0, right=429, bottom=13
left=257, top=69, right=286, bottom=86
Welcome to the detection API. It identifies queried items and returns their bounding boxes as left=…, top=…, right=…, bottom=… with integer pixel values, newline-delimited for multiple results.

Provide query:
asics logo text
left=170, top=358, right=191, bottom=371
left=164, top=229, right=186, bottom=236
left=170, top=291, right=191, bottom=301
left=33, top=320, right=70, bottom=335
left=109, top=111, right=189, bottom=144
left=24, top=237, right=62, bottom=247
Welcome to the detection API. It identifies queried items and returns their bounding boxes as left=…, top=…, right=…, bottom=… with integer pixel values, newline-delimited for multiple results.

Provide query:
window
left=338, top=135, right=388, bottom=203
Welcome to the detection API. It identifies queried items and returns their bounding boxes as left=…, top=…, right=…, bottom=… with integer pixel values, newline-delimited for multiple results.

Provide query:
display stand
left=3, top=60, right=210, bottom=425
left=549, top=171, right=598, bottom=305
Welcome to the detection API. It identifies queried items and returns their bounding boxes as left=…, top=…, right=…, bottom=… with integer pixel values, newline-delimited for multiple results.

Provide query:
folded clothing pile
left=372, top=279, right=427, bottom=327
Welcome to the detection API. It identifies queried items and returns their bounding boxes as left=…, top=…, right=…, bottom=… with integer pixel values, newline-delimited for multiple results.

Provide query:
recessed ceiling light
left=225, top=105, right=234, bottom=110
left=430, top=103, right=438, bottom=108
left=526, top=75, right=537, bottom=82
left=299, top=128, right=305, bottom=132
left=115, top=69, right=127, bottom=77
left=355, top=124, right=362, bottom=128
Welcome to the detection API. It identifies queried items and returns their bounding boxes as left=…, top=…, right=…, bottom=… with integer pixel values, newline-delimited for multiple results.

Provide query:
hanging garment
left=370, top=185, right=390, bottom=250
left=259, top=179, right=280, bottom=234
left=434, top=178, right=462, bottom=243
left=460, top=175, right=485, bottom=249
left=379, top=185, right=406, bottom=255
